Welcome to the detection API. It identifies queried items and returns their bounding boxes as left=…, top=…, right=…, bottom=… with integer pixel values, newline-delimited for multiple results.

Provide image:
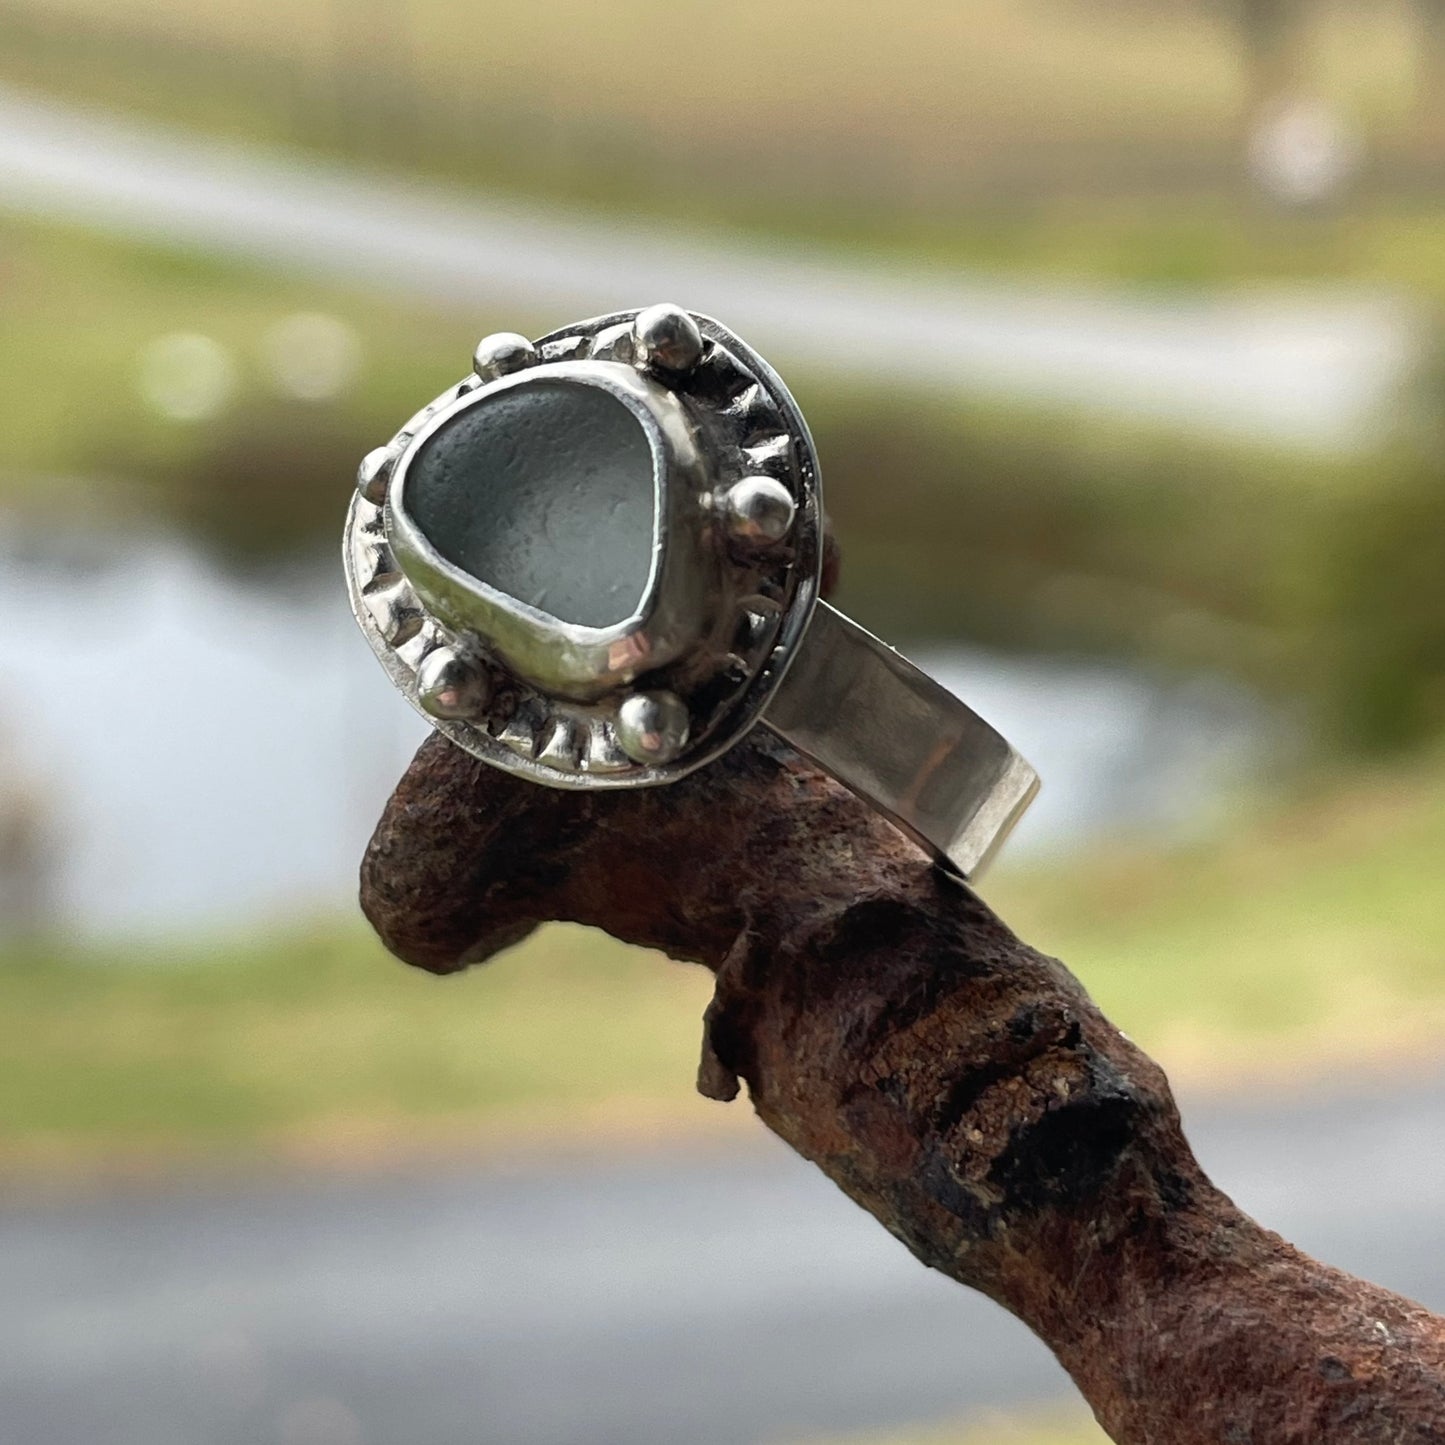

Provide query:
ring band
left=344, top=305, right=1038, bottom=879
left=762, top=602, right=1038, bottom=878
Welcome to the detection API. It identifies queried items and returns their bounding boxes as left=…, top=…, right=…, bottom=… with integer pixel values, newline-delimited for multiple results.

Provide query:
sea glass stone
left=405, top=379, right=657, bottom=628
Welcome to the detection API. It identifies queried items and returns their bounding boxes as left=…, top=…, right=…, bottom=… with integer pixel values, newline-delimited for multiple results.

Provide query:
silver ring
left=343, top=305, right=1039, bottom=879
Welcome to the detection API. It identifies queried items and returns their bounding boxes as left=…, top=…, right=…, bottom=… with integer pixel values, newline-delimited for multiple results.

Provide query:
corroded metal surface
left=360, top=557, right=1445, bottom=1443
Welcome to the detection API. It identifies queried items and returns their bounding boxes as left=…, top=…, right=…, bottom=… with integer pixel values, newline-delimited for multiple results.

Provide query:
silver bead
left=356, top=445, right=396, bottom=505
left=632, top=304, right=703, bottom=374
left=722, top=475, right=795, bottom=545
left=615, top=690, right=690, bottom=764
left=416, top=647, right=489, bottom=720
left=472, top=332, right=537, bottom=382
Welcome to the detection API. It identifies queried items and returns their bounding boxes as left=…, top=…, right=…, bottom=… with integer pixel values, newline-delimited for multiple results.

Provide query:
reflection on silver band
left=764, top=603, right=1039, bottom=878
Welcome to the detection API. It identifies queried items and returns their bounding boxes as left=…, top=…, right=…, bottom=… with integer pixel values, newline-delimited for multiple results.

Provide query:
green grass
left=5, top=750, right=1445, bottom=1172
left=0, top=213, right=585, bottom=557
left=0, top=922, right=719, bottom=1171
left=782, top=1406, right=1108, bottom=1445
left=0, top=214, right=495, bottom=531
left=0, top=0, right=1257, bottom=162
left=873, top=202, right=1445, bottom=299
left=993, top=750, right=1445, bottom=1083
left=6, top=0, right=1445, bottom=296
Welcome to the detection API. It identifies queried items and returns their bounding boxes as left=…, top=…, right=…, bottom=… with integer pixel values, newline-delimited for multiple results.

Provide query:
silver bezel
left=386, top=360, right=717, bottom=703
left=344, top=307, right=823, bottom=789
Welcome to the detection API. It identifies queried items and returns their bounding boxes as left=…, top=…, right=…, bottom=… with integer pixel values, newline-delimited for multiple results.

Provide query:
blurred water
left=0, top=517, right=1265, bottom=939
left=0, top=519, right=419, bottom=939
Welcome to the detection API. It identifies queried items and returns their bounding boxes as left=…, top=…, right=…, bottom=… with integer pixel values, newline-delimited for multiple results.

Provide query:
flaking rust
left=360, top=551, right=1445, bottom=1445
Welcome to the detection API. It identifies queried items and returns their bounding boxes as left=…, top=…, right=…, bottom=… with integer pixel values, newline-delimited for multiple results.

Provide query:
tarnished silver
left=344, top=305, right=1038, bottom=879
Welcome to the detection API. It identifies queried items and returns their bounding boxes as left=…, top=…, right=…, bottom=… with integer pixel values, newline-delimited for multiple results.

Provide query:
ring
left=344, top=305, right=1039, bottom=879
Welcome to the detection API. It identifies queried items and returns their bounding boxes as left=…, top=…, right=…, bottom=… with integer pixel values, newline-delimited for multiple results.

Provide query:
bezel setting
left=344, top=307, right=824, bottom=789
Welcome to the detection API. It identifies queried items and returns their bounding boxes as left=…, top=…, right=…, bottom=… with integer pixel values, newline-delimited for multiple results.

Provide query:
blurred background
left=1, top=2, right=1444, bottom=1442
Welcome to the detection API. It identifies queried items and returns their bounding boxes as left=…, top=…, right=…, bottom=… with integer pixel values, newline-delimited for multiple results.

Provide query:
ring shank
left=762, top=603, right=1039, bottom=879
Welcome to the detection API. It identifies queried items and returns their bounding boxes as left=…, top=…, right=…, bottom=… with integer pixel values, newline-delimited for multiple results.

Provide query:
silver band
left=346, top=305, right=1040, bottom=882
left=764, top=603, right=1039, bottom=878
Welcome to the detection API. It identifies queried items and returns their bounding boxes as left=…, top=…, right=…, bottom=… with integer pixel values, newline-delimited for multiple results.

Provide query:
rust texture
left=360, top=543, right=1445, bottom=1443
